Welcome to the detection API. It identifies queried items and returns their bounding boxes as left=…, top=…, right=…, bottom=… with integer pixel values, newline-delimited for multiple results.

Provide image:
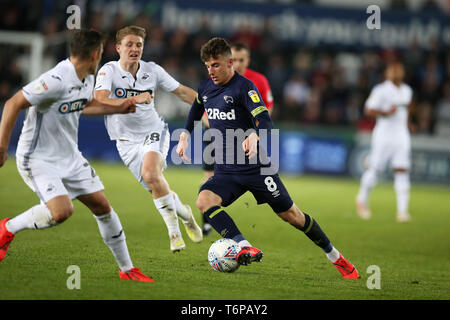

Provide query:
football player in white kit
left=0, top=30, right=154, bottom=282
left=94, top=26, right=203, bottom=252
left=356, top=62, right=413, bottom=223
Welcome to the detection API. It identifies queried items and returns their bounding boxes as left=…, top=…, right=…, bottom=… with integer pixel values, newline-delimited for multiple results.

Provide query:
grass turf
left=0, top=159, right=449, bottom=300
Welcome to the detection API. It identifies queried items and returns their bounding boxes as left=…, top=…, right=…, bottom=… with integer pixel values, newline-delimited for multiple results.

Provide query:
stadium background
left=1, top=0, right=450, bottom=184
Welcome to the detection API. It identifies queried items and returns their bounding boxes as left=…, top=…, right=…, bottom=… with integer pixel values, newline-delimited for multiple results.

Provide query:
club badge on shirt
left=32, top=80, right=49, bottom=94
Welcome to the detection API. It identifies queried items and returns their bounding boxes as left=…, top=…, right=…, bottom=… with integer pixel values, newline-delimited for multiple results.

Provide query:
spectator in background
left=302, top=88, right=321, bottom=124
left=0, top=0, right=449, bottom=135
left=230, top=23, right=261, bottom=51
left=421, top=0, right=442, bottom=12
left=416, top=101, right=434, bottom=134
left=282, top=73, right=310, bottom=121
left=142, top=25, right=166, bottom=61
left=265, top=54, right=288, bottom=104
left=435, top=81, right=450, bottom=136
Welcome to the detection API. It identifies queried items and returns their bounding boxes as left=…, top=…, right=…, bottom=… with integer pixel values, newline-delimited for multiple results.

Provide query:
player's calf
left=278, top=205, right=359, bottom=279
left=46, top=195, right=74, bottom=224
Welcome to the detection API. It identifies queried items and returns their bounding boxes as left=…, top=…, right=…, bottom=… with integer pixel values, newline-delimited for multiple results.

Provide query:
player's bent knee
left=196, top=198, right=208, bottom=213
left=142, top=170, right=162, bottom=187
left=196, top=198, right=217, bottom=213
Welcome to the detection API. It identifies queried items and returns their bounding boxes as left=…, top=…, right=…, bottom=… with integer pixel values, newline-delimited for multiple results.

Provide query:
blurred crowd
left=1, top=0, right=450, bottom=137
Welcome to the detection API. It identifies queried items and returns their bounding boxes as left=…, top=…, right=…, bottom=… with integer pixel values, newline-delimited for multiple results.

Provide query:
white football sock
left=154, top=193, right=181, bottom=235
left=325, top=246, right=340, bottom=263
left=171, top=191, right=190, bottom=222
left=394, top=172, right=410, bottom=214
left=238, top=240, right=252, bottom=248
left=6, top=204, right=56, bottom=234
left=357, top=168, right=378, bottom=204
left=94, top=209, right=133, bottom=272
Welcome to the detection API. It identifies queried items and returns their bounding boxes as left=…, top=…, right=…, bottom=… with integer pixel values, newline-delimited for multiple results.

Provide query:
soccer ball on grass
left=208, top=238, right=241, bottom=273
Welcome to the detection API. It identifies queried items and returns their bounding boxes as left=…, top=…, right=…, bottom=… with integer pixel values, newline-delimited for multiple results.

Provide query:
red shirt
left=243, top=68, right=274, bottom=110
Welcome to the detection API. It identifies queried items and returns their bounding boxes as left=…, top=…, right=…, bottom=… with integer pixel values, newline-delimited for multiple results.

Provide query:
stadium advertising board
left=141, top=0, right=450, bottom=49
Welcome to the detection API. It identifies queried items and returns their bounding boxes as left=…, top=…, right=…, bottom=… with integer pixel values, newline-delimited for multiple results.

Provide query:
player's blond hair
left=115, top=25, right=147, bottom=44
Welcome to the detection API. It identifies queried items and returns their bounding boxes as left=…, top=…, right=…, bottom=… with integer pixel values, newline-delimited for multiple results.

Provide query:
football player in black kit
left=176, top=38, right=358, bottom=279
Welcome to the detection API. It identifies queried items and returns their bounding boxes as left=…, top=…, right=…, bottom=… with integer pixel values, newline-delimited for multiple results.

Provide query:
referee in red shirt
left=200, top=42, right=275, bottom=235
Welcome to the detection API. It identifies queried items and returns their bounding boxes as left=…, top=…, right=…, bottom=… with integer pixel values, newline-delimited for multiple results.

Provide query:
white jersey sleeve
left=365, top=85, right=383, bottom=111
left=154, top=63, right=180, bottom=92
left=94, top=64, right=114, bottom=92
left=22, top=72, right=64, bottom=108
left=404, top=85, right=413, bottom=105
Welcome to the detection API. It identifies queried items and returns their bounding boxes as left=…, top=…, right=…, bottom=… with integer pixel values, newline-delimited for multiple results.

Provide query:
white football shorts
left=16, top=156, right=104, bottom=204
left=369, top=135, right=411, bottom=171
left=115, top=123, right=170, bottom=191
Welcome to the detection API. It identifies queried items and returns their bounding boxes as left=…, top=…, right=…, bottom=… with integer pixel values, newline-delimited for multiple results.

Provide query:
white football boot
left=181, top=205, right=203, bottom=243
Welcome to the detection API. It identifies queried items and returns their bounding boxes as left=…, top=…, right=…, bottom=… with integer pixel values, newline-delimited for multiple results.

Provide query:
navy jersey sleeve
left=240, top=80, right=273, bottom=133
left=184, top=84, right=205, bottom=133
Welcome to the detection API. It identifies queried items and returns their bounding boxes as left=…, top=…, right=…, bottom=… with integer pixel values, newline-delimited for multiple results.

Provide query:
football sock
left=394, top=172, right=410, bottom=214
left=203, top=206, right=245, bottom=243
left=297, top=213, right=333, bottom=254
left=154, top=193, right=182, bottom=235
left=357, top=168, right=378, bottom=204
left=171, top=191, right=190, bottom=222
left=238, top=240, right=252, bottom=248
left=6, top=204, right=56, bottom=234
left=326, top=246, right=341, bottom=263
left=94, top=209, right=133, bottom=272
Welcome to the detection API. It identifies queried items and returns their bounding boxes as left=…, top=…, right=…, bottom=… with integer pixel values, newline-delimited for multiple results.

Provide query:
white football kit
left=17, top=59, right=104, bottom=203
left=95, top=60, right=180, bottom=190
left=365, top=80, right=413, bottom=171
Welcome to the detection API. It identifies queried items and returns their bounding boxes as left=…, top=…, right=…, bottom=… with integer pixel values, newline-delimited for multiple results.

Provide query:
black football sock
left=203, top=206, right=245, bottom=242
left=297, top=213, right=333, bottom=253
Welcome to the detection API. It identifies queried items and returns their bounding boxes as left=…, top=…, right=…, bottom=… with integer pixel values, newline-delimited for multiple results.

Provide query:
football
left=208, top=238, right=241, bottom=273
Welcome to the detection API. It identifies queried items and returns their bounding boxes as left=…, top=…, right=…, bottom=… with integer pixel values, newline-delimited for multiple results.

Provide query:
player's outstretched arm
left=0, top=91, right=31, bottom=167
left=82, top=97, right=137, bottom=115
left=172, top=84, right=197, bottom=105
left=94, top=89, right=152, bottom=106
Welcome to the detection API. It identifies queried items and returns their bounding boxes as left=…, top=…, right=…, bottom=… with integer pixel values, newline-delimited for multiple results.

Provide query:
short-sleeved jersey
left=17, top=59, right=94, bottom=167
left=365, top=80, right=413, bottom=140
left=243, top=68, right=274, bottom=110
left=196, top=72, right=270, bottom=174
left=95, top=60, right=180, bottom=141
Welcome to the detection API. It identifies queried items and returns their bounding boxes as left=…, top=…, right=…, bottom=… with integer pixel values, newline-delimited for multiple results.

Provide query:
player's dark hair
left=70, top=29, right=105, bottom=59
left=231, top=42, right=250, bottom=56
left=200, top=37, right=232, bottom=62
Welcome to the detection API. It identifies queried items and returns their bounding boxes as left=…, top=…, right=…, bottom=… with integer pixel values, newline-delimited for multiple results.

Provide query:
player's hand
left=135, top=92, right=153, bottom=104
left=243, top=132, right=259, bottom=159
left=119, top=98, right=137, bottom=114
left=0, top=147, right=8, bottom=168
left=176, top=132, right=191, bottom=162
left=384, top=105, right=398, bottom=116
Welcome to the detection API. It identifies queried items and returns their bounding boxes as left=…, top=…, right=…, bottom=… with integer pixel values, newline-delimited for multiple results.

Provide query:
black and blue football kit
left=184, top=72, right=293, bottom=213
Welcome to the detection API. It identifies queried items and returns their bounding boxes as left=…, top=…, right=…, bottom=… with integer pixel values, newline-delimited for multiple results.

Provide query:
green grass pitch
left=0, top=159, right=449, bottom=300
